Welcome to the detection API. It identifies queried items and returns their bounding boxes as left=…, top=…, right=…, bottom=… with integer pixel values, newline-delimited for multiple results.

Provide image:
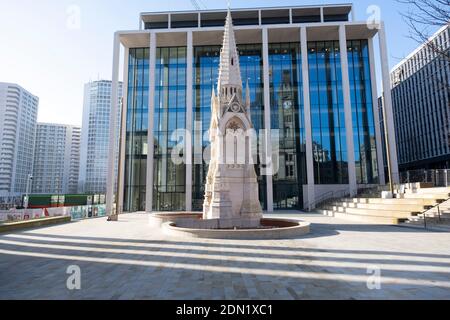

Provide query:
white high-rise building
left=79, top=80, right=123, bottom=194
left=0, top=83, right=39, bottom=204
left=32, top=123, right=81, bottom=194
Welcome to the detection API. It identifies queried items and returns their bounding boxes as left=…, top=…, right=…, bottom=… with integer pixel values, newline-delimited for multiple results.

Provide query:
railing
left=421, top=197, right=450, bottom=229
left=306, top=185, right=399, bottom=212
left=400, top=169, right=450, bottom=187
left=305, top=189, right=351, bottom=212
left=306, top=191, right=333, bottom=211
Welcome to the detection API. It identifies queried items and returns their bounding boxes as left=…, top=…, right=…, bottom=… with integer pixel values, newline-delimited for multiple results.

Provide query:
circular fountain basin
left=149, top=212, right=203, bottom=228
left=161, top=218, right=310, bottom=240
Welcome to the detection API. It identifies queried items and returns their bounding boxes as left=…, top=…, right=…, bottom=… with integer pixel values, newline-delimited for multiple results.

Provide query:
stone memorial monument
left=202, top=9, right=263, bottom=229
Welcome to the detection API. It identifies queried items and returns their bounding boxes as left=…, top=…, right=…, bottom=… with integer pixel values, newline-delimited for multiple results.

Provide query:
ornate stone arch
left=219, top=112, right=251, bottom=135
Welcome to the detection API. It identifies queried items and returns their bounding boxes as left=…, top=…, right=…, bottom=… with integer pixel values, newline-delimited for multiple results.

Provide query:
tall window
left=269, top=42, right=306, bottom=210
left=308, top=40, right=378, bottom=185
left=124, top=48, right=149, bottom=212
left=308, top=41, right=348, bottom=184
left=153, top=47, right=187, bottom=211
left=348, top=40, right=379, bottom=184
left=192, top=44, right=266, bottom=211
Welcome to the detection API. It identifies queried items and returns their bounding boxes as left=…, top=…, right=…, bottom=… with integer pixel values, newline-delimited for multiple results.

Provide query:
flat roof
left=115, top=22, right=378, bottom=48
left=140, top=4, right=353, bottom=24
left=141, top=3, right=353, bottom=16
left=390, top=24, right=449, bottom=73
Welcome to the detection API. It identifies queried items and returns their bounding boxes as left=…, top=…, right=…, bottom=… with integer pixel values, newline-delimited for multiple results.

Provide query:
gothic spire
left=217, top=9, right=242, bottom=91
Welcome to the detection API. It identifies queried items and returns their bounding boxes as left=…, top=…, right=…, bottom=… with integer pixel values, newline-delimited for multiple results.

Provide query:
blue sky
left=0, top=0, right=437, bottom=126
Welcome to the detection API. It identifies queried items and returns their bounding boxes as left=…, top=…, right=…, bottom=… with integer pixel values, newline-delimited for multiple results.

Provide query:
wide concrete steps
left=400, top=220, right=450, bottom=232
left=350, top=198, right=439, bottom=206
left=320, top=209, right=402, bottom=225
left=403, top=187, right=450, bottom=195
left=333, top=206, right=415, bottom=218
left=409, top=214, right=450, bottom=222
left=340, top=202, right=427, bottom=212
left=400, top=198, right=450, bottom=232
left=400, top=193, right=450, bottom=200
left=320, top=187, right=450, bottom=226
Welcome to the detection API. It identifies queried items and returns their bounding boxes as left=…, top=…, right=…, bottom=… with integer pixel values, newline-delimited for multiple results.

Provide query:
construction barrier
left=0, top=205, right=107, bottom=222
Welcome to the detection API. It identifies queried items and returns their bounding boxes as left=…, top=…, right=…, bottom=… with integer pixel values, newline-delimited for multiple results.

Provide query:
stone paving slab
left=0, top=213, right=450, bottom=300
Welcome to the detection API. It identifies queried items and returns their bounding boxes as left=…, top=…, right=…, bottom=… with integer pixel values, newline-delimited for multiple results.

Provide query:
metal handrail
left=306, top=189, right=351, bottom=212
left=401, top=169, right=450, bottom=187
left=306, top=191, right=333, bottom=211
left=421, top=197, right=449, bottom=229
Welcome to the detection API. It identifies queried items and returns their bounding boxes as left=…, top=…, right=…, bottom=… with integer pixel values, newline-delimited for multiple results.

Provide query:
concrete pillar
left=301, top=27, right=315, bottom=210
left=320, top=7, right=324, bottom=23
left=445, top=169, right=448, bottom=187
left=106, top=32, right=121, bottom=219
left=368, top=37, right=386, bottom=186
left=262, top=27, right=274, bottom=212
left=379, top=22, right=400, bottom=184
left=146, top=32, right=157, bottom=213
left=117, top=47, right=129, bottom=215
left=339, top=25, right=357, bottom=196
left=185, top=31, right=194, bottom=211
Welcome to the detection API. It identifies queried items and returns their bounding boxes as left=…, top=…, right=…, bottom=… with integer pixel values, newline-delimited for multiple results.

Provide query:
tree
left=396, top=0, right=450, bottom=61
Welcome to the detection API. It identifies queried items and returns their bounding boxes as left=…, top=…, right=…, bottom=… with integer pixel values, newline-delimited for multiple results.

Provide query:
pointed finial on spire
left=217, top=2, right=242, bottom=91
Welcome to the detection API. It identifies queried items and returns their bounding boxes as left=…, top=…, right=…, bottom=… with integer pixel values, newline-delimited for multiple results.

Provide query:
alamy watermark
left=167, top=124, right=280, bottom=176
left=66, top=4, right=81, bottom=30
left=366, top=265, right=382, bottom=290
left=366, top=5, right=381, bottom=30
left=66, top=265, right=81, bottom=290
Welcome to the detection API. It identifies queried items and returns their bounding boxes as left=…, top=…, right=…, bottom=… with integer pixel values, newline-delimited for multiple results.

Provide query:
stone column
left=262, top=27, right=274, bottom=212
left=379, top=22, right=400, bottom=184
left=106, top=32, right=120, bottom=219
left=146, top=32, right=157, bottom=213
left=339, top=25, right=357, bottom=196
left=185, top=31, right=194, bottom=211
left=117, top=47, right=129, bottom=215
left=368, top=37, right=386, bottom=185
left=300, top=27, right=316, bottom=210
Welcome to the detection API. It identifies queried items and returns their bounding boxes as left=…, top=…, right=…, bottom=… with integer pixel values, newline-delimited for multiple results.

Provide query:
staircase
left=402, top=198, right=450, bottom=230
left=318, top=186, right=450, bottom=226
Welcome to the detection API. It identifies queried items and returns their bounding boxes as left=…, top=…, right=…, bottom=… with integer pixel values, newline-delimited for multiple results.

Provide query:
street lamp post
left=382, top=95, right=394, bottom=194
left=24, top=174, right=33, bottom=209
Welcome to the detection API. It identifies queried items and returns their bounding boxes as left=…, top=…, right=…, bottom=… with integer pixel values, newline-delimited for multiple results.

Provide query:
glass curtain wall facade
left=124, top=40, right=378, bottom=212
left=308, top=41, right=348, bottom=184
left=308, top=40, right=378, bottom=185
left=348, top=40, right=379, bottom=184
left=153, top=47, right=187, bottom=211
left=124, top=48, right=149, bottom=212
left=192, top=44, right=266, bottom=211
left=269, top=43, right=307, bottom=210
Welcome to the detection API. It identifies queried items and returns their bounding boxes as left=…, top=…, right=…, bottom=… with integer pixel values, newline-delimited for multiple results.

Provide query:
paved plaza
left=0, top=213, right=450, bottom=300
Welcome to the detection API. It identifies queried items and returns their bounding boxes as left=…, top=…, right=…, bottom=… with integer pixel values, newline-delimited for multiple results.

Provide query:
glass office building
left=110, top=5, right=397, bottom=213
left=388, top=25, right=450, bottom=172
